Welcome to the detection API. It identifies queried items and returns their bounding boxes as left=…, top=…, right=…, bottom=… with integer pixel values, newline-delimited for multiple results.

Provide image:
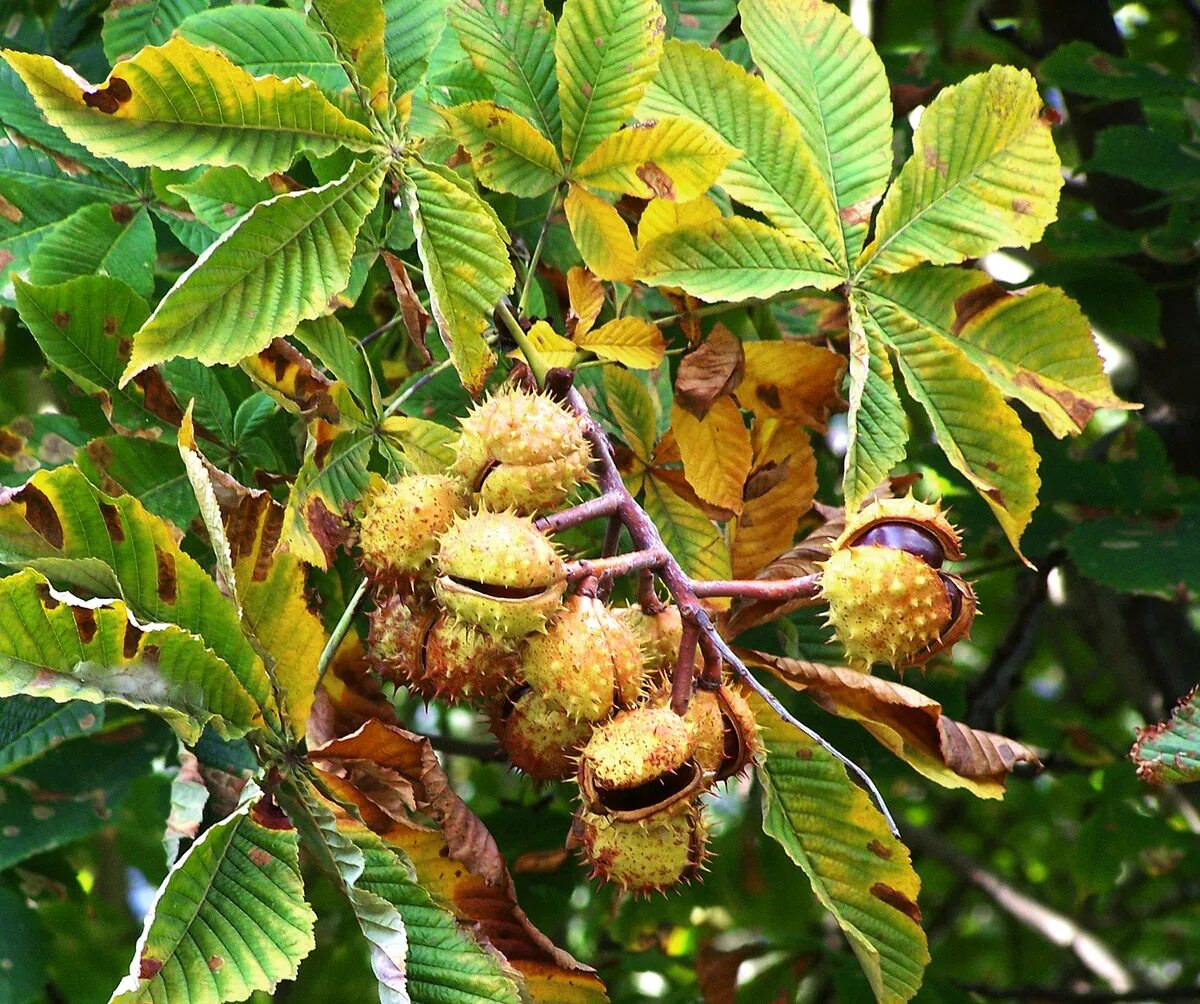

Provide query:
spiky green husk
left=357, top=474, right=469, bottom=582
left=452, top=386, right=592, bottom=513
left=418, top=616, right=519, bottom=705
left=366, top=595, right=435, bottom=685
left=578, top=807, right=708, bottom=895
left=520, top=595, right=644, bottom=722
left=578, top=705, right=694, bottom=793
left=434, top=510, right=566, bottom=640
left=493, top=689, right=594, bottom=780
left=820, top=546, right=951, bottom=668
left=616, top=604, right=683, bottom=676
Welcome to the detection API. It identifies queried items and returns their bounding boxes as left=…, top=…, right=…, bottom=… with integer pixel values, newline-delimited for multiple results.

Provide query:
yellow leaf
left=738, top=341, right=847, bottom=430
left=730, top=419, right=816, bottom=579
left=445, top=100, right=564, bottom=197
left=564, top=184, right=637, bottom=283
left=636, top=195, right=721, bottom=249
left=567, top=266, right=605, bottom=337
left=523, top=319, right=580, bottom=369
left=572, top=116, right=737, bottom=200
left=669, top=396, right=752, bottom=514
left=574, top=316, right=665, bottom=369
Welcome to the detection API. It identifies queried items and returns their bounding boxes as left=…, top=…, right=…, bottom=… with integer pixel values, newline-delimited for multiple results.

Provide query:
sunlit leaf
left=307, top=0, right=393, bottom=124
left=670, top=397, right=751, bottom=513
left=575, top=315, right=665, bottom=369
left=1133, top=685, right=1200, bottom=785
left=446, top=100, right=563, bottom=196
left=738, top=340, right=846, bottom=430
left=384, top=0, right=449, bottom=99
left=564, top=184, right=637, bottom=283
left=642, top=476, right=730, bottom=582
left=635, top=194, right=720, bottom=249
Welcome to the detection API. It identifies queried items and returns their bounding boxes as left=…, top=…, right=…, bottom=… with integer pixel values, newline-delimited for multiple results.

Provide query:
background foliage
left=0, top=0, right=1198, bottom=1002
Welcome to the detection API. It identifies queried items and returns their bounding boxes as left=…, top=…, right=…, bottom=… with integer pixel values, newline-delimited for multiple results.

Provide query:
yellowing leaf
left=751, top=689, right=929, bottom=1003
left=572, top=117, right=736, bottom=200
left=575, top=316, right=665, bottom=369
left=636, top=194, right=721, bottom=249
left=640, top=41, right=844, bottom=267
left=730, top=420, right=816, bottom=579
left=858, top=284, right=1040, bottom=555
left=523, top=320, right=580, bottom=369
left=859, top=65, right=1062, bottom=276
left=556, top=0, right=665, bottom=167
left=567, top=266, right=605, bottom=337
left=446, top=101, right=564, bottom=197
left=2, top=38, right=381, bottom=178
left=669, top=397, right=751, bottom=514
left=741, top=0, right=892, bottom=264
left=739, top=340, right=847, bottom=431
left=642, top=477, right=731, bottom=583
left=564, top=184, right=637, bottom=282
left=121, top=158, right=386, bottom=381
left=639, top=218, right=841, bottom=302
left=307, top=0, right=392, bottom=123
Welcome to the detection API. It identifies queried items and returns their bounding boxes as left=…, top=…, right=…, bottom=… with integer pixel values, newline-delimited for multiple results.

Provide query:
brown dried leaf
left=674, top=325, right=745, bottom=419
left=383, top=251, right=433, bottom=364
left=743, top=650, right=1042, bottom=798
left=241, top=338, right=337, bottom=420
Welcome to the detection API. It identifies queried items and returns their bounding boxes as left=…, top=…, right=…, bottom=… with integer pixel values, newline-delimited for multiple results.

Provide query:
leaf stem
left=381, top=355, right=456, bottom=418
left=517, top=185, right=562, bottom=317
left=496, top=300, right=549, bottom=385
left=316, top=577, right=370, bottom=688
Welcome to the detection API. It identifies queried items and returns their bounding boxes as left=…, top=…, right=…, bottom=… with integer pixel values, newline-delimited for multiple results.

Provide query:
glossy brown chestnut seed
left=849, top=522, right=945, bottom=568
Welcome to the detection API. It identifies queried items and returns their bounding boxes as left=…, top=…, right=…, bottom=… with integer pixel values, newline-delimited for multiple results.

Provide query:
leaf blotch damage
left=71, top=606, right=98, bottom=644
left=155, top=547, right=177, bottom=604
left=82, top=77, right=132, bottom=114
left=21, top=485, right=65, bottom=549
left=138, top=957, right=163, bottom=980
left=871, top=882, right=923, bottom=924
left=99, top=501, right=125, bottom=543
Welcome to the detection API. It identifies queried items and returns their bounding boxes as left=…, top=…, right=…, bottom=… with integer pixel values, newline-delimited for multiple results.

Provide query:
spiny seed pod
left=577, top=706, right=702, bottom=820
left=452, top=386, right=592, bottom=513
left=686, top=685, right=761, bottom=781
left=821, top=495, right=976, bottom=668
left=616, top=604, right=683, bottom=676
left=491, top=686, right=594, bottom=780
left=414, top=613, right=519, bottom=705
left=357, top=474, right=469, bottom=583
left=434, top=511, right=566, bottom=640
left=576, top=806, right=707, bottom=895
left=520, top=595, right=644, bottom=722
left=367, top=595, right=435, bottom=682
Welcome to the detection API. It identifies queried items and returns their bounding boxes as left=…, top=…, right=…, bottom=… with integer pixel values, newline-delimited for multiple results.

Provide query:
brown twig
left=691, top=575, right=822, bottom=601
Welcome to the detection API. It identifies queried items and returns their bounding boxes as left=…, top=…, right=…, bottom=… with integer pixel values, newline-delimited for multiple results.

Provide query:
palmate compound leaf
left=306, top=0, right=393, bottom=127
left=555, top=0, right=665, bottom=169
left=120, top=158, right=386, bottom=381
left=445, top=100, right=564, bottom=197
left=450, top=0, right=561, bottom=144
left=638, top=217, right=843, bottom=301
left=0, top=569, right=260, bottom=744
left=1, top=37, right=382, bottom=179
left=110, top=797, right=316, bottom=1004
left=639, top=40, right=843, bottom=267
left=857, top=65, right=1062, bottom=277
left=749, top=688, right=929, bottom=1003
left=740, top=0, right=893, bottom=266
left=404, top=159, right=515, bottom=392
left=0, top=465, right=281, bottom=733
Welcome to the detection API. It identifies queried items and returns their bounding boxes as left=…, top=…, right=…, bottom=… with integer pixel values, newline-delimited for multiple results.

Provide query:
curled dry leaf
left=743, top=650, right=1043, bottom=798
left=241, top=337, right=338, bottom=420
left=383, top=251, right=433, bottom=364
left=673, top=324, right=745, bottom=419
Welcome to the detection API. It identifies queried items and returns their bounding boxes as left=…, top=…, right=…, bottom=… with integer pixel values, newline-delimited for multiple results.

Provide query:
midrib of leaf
left=476, top=5, right=557, bottom=143
left=563, top=36, right=623, bottom=167
left=856, top=97, right=1030, bottom=279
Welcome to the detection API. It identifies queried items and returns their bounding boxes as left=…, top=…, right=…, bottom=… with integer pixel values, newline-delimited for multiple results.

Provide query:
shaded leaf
left=77, top=436, right=197, bottom=529
left=602, top=366, right=658, bottom=462
left=29, top=203, right=156, bottom=299
left=2, top=38, right=381, bottom=178
left=122, top=158, right=386, bottom=379
left=1039, top=40, right=1200, bottom=101
left=1066, top=506, right=1200, bottom=601
left=102, top=0, right=210, bottom=65
left=564, top=184, right=637, bottom=283
left=673, top=325, right=744, bottom=419
left=0, top=695, right=105, bottom=775
left=670, top=397, right=751, bottom=513
left=169, top=167, right=284, bottom=235
left=446, top=100, right=563, bottom=197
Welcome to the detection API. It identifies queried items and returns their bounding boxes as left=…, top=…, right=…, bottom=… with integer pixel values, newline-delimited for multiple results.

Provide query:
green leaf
left=1085, top=124, right=1200, bottom=192
left=640, top=40, right=842, bottom=267
left=857, top=281, right=1041, bottom=553
left=403, top=159, right=513, bottom=392
left=844, top=298, right=908, bottom=508
left=76, top=437, right=198, bottom=529
left=380, top=415, right=458, bottom=473
left=449, top=0, right=560, bottom=143
left=306, top=0, right=393, bottom=126
left=0, top=465, right=280, bottom=731
left=859, top=66, right=1061, bottom=277
left=0, top=695, right=105, bottom=775
left=294, top=315, right=378, bottom=414
left=0, top=886, right=49, bottom=1003
left=446, top=100, right=563, bottom=196
left=28, top=204, right=156, bottom=298
left=753, top=691, right=929, bottom=1004
left=2, top=37, right=381, bottom=178
left=661, top=0, right=735, bottom=44
left=639, top=217, right=843, bottom=301
left=110, top=799, right=316, bottom=1004
left=169, top=167, right=281, bottom=234
left=14, top=276, right=184, bottom=437
left=740, top=0, right=891, bottom=266
left=556, top=0, right=665, bottom=168
left=1066, top=506, right=1200, bottom=601
left=572, top=116, right=735, bottom=200
left=602, top=365, right=658, bottom=462
left=177, top=6, right=350, bottom=94
left=1132, top=683, right=1200, bottom=784
left=122, top=158, right=386, bottom=380
left=0, top=569, right=261, bottom=743
left=1039, top=40, right=1200, bottom=101
left=384, top=0, right=449, bottom=99
left=102, top=0, right=210, bottom=65
left=642, top=477, right=730, bottom=582
left=0, top=719, right=172, bottom=871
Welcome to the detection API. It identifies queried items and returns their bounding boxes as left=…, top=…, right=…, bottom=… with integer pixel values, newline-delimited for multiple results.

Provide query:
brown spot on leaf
left=797, top=748, right=812, bottom=760
left=951, top=282, right=1008, bottom=335
left=123, top=623, right=143, bottom=659
left=110, top=203, right=134, bottom=224
left=103, top=315, right=119, bottom=336
left=251, top=792, right=292, bottom=831
left=305, top=497, right=350, bottom=567
left=922, top=144, right=948, bottom=177
left=870, top=883, right=922, bottom=924
left=1012, top=197, right=1032, bottom=215
left=0, top=250, right=12, bottom=270
left=154, top=547, right=177, bottom=604
left=130, top=369, right=186, bottom=427
left=21, top=485, right=64, bottom=549
left=1013, top=371, right=1097, bottom=430
left=138, top=957, right=163, bottom=980
left=98, top=501, right=125, bottom=543
left=34, top=581, right=59, bottom=610
left=839, top=195, right=879, bottom=227
left=636, top=162, right=675, bottom=199
left=207, top=955, right=224, bottom=972
left=755, top=383, right=782, bottom=410
left=867, top=839, right=892, bottom=860
left=0, top=195, right=22, bottom=224
left=70, top=606, right=98, bottom=644
left=0, top=426, right=24, bottom=459
left=83, top=77, right=132, bottom=114
left=52, top=311, right=70, bottom=329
